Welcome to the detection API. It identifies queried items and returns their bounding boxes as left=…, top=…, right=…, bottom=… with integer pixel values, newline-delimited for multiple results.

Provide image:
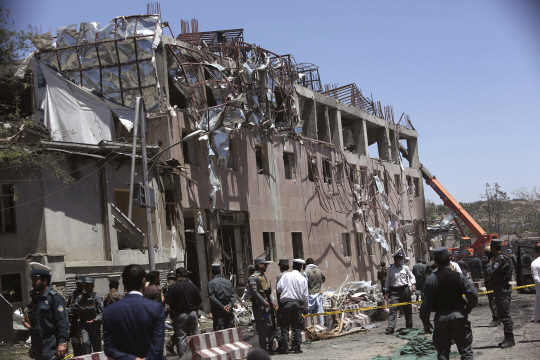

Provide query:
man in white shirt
left=384, top=251, right=416, bottom=334
left=531, top=242, right=540, bottom=323
left=276, top=259, right=309, bottom=354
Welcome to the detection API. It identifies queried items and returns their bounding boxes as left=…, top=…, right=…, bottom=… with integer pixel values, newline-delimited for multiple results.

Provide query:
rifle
left=264, top=289, right=277, bottom=343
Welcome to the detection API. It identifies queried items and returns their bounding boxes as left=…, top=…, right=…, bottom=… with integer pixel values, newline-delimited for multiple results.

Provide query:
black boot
left=488, top=319, right=501, bottom=327
left=385, top=327, right=394, bottom=335
left=499, top=333, right=515, bottom=348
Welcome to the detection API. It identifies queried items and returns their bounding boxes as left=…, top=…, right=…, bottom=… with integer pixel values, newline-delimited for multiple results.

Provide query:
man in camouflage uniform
left=66, top=275, right=85, bottom=356
left=482, top=246, right=500, bottom=327
left=21, top=290, right=39, bottom=357
left=103, top=277, right=123, bottom=308
left=73, top=277, right=104, bottom=355
left=485, top=239, right=515, bottom=348
left=249, top=258, right=275, bottom=353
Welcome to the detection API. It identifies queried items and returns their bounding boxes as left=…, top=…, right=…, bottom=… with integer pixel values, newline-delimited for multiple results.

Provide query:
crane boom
left=399, top=145, right=497, bottom=254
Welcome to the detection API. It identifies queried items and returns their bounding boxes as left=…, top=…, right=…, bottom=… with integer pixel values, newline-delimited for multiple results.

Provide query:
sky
left=4, top=0, right=539, bottom=204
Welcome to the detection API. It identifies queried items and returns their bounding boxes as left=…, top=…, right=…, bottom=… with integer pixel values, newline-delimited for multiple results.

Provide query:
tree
left=0, top=8, right=71, bottom=183
left=480, top=183, right=508, bottom=235
left=513, top=187, right=540, bottom=236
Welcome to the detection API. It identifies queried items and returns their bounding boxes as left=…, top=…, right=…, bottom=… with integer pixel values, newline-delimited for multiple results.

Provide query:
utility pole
left=127, top=98, right=140, bottom=220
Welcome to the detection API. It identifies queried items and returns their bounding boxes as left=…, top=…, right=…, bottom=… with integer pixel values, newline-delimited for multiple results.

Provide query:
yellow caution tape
left=302, top=283, right=536, bottom=318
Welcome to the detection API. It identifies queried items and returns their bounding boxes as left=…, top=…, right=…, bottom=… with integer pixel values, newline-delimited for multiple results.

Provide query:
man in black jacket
left=420, top=247, right=478, bottom=360
left=166, top=267, right=202, bottom=357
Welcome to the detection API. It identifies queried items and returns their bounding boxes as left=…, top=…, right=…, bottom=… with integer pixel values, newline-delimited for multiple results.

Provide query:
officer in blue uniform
left=73, top=277, right=104, bottom=355
left=420, top=247, right=478, bottom=360
left=29, top=262, right=69, bottom=360
left=485, top=239, right=515, bottom=348
left=207, top=263, right=236, bottom=331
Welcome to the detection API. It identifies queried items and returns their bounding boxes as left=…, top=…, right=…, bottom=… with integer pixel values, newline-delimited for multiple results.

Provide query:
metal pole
left=139, top=98, right=156, bottom=271
left=127, top=98, right=141, bottom=220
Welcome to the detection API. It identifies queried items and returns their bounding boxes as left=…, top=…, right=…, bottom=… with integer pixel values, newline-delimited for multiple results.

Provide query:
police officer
left=412, top=257, right=425, bottom=301
left=482, top=246, right=499, bottom=327
left=485, top=239, right=515, bottom=348
left=74, top=277, right=104, bottom=354
left=103, top=277, right=123, bottom=308
left=29, top=262, right=69, bottom=360
left=421, top=247, right=478, bottom=360
left=377, top=261, right=387, bottom=286
left=207, top=263, right=236, bottom=331
left=384, top=251, right=416, bottom=335
left=275, top=259, right=290, bottom=346
left=66, top=275, right=85, bottom=356
left=249, top=258, right=276, bottom=352
left=241, top=265, right=256, bottom=307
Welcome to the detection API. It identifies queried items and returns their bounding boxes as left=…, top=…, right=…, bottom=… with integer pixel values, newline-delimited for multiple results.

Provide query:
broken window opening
left=367, top=236, right=376, bottom=256
left=413, top=177, right=420, bottom=197
left=335, top=162, right=344, bottom=184
left=183, top=210, right=204, bottom=290
left=219, top=138, right=238, bottom=171
left=114, top=189, right=148, bottom=250
left=165, top=188, right=177, bottom=231
left=341, top=233, right=352, bottom=257
left=168, top=76, right=188, bottom=109
left=406, top=175, right=413, bottom=196
left=263, top=232, right=277, bottom=261
left=360, top=166, right=368, bottom=189
left=283, top=152, right=296, bottom=180
left=394, top=174, right=401, bottom=192
left=355, top=233, right=364, bottom=256
left=255, top=145, right=269, bottom=175
left=0, top=184, right=16, bottom=233
left=0, top=273, right=22, bottom=303
left=322, top=158, right=332, bottom=185
left=182, top=129, right=201, bottom=166
left=291, top=232, right=304, bottom=259
left=349, top=164, right=358, bottom=184
left=308, top=155, right=317, bottom=182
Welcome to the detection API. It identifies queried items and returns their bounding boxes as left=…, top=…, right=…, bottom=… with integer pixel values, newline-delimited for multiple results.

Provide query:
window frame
left=255, top=145, right=270, bottom=175
left=181, top=129, right=201, bottom=166
left=263, top=232, right=277, bottom=261
left=0, top=184, right=16, bottom=234
left=291, top=232, right=304, bottom=259
left=322, top=157, right=332, bottom=184
left=283, top=151, right=296, bottom=181
left=341, top=233, right=352, bottom=257
left=355, top=232, right=364, bottom=256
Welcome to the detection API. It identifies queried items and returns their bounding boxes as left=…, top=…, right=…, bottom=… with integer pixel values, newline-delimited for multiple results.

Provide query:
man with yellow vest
left=248, top=258, right=276, bottom=353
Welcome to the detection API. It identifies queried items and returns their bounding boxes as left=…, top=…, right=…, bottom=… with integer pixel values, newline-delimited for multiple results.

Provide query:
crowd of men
left=23, top=255, right=325, bottom=359
left=22, top=240, right=540, bottom=360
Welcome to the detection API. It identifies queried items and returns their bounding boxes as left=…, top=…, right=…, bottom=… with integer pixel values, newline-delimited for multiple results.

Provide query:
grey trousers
left=387, top=286, right=413, bottom=329
left=494, top=284, right=513, bottom=336
left=433, top=311, right=473, bottom=360
left=279, top=301, right=303, bottom=352
left=253, top=303, right=271, bottom=350
left=172, top=310, right=199, bottom=357
left=80, top=322, right=102, bottom=355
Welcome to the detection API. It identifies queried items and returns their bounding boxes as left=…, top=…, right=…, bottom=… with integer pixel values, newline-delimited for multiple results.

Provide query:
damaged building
left=0, top=14, right=427, bottom=312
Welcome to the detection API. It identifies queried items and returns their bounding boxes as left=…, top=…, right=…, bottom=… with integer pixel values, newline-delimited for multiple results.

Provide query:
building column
left=376, top=125, right=392, bottom=160
left=388, top=129, right=398, bottom=162
left=329, top=109, right=344, bottom=149
left=301, top=97, right=317, bottom=140
left=353, top=119, right=369, bottom=156
left=407, top=138, right=420, bottom=169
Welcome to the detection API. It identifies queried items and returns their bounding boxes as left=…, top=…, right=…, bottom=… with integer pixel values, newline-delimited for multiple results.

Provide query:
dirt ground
left=274, top=292, right=540, bottom=360
left=2, top=292, right=538, bottom=360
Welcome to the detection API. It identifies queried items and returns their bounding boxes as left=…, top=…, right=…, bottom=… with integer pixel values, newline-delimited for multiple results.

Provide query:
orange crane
left=399, top=145, right=498, bottom=255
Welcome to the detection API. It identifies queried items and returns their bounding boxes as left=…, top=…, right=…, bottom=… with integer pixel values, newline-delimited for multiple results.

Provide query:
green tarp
left=371, top=328, right=458, bottom=360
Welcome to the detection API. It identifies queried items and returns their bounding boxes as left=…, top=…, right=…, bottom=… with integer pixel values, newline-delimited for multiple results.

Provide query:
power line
left=3, top=147, right=127, bottom=211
